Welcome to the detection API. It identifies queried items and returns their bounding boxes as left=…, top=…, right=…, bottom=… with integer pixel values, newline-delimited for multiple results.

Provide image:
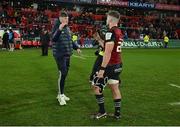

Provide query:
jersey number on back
left=116, top=41, right=122, bottom=53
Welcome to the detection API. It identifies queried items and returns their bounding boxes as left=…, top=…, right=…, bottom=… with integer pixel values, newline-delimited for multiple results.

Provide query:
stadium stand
left=0, top=0, right=179, bottom=47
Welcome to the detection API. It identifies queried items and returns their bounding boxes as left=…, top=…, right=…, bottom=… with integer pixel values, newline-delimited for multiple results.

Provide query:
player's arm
left=101, top=42, right=114, bottom=68
left=51, top=20, right=61, bottom=42
left=96, top=33, right=104, bottom=48
left=72, top=42, right=81, bottom=54
left=97, top=32, right=115, bottom=78
left=97, top=42, right=114, bottom=78
left=97, top=39, right=104, bottom=48
left=93, top=32, right=104, bottom=48
left=52, top=20, right=66, bottom=42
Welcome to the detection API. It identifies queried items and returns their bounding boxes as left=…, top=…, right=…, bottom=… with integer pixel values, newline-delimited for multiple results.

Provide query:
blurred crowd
left=0, top=0, right=179, bottom=46
left=120, top=0, right=179, bottom=5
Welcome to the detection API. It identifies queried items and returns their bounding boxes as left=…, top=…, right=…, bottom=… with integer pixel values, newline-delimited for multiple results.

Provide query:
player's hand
left=97, top=70, right=105, bottom=78
left=77, top=49, right=81, bottom=54
left=59, top=23, right=67, bottom=30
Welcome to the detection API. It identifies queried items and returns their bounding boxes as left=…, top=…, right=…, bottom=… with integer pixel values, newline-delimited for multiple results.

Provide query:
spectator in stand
left=80, top=35, right=85, bottom=47
left=72, top=33, right=78, bottom=44
left=40, top=29, right=50, bottom=56
left=124, top=31, right=128, bottom=40
left=2, top=29, right=9, bottom=50
left=144, top=34, right=150, bottom=48
left=21, top=15, right=27, bottom=26
left=164, top=35, right=169, bottom=48
left=8, top=28, right=15, bottom=51
left=0, top=0, right=179, bottom=43
left=173, top=31, right=179, bottom=39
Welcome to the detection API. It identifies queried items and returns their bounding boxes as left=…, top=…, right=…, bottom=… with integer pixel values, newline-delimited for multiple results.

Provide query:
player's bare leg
left=109, top=83, right=121, bottom=99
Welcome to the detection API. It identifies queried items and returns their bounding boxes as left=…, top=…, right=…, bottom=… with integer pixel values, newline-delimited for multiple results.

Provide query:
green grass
left=0, top=48, right=180, bottom=126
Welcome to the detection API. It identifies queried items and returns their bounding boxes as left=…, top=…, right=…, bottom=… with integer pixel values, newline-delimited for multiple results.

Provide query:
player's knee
left=110, top=84, right=119, bottom=91
left=112, top=86, right=121, bottom=95
left=93, top=86, right=99, bottom=92
left=93, top=86, right=101, bottom=94
left=91, top=85, right=96, bottom=91
left=95, top=90, right=101, bottom=95
left=61, top=69, right=68, bottom=77
left=91, top=84, right=101, bottom=94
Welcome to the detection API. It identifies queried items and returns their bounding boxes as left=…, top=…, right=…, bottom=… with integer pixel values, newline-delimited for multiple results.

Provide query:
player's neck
left=109, top=23, right=118, bottom=29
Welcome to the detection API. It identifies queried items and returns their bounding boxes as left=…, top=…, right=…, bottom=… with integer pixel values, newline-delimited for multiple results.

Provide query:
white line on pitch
left=169, top=102, right=180, bottom=106
left=73, top=55, right=86, bottom=60
left=169, top=84, right=180, bottom=89
left=81, top=55, right=96, bottom=58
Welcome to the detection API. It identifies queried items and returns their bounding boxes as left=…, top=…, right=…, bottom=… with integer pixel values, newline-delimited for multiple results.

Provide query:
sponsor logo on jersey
left=105, top=32, right=112, bottom=40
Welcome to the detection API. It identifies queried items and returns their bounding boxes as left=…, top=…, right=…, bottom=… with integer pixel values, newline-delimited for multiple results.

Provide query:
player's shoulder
left=52, top=19, right=60, bottom=31
left=112, top=26, right=122, bottom=34
left=105, top=27, right=115, bottom=39
left=105, top=31, right=114, bottom=41
left=106, top=27, right=121, bottom=38
left=109, top=26, right=122, bottom=35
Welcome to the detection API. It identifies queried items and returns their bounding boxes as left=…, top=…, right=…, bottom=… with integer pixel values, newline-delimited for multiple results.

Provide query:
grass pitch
left=0, top=48, right=180, bottom=126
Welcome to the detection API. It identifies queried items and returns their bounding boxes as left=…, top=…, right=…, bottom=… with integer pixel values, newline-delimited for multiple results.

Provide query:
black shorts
left=89, top=55, right=103, bottom=81
left=102, top=64, right=123, bottom=84
left=91, top=63, right=123, bottom=92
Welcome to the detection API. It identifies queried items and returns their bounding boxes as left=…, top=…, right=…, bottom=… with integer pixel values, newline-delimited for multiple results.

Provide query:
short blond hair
left=107, top=10, right=120, bottom=21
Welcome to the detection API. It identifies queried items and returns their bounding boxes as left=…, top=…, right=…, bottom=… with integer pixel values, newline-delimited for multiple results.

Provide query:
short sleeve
left=105, top=31, right=115, bottom=43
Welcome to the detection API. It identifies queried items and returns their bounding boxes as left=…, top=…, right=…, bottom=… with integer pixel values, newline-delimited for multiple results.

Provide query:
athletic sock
left=114, top=99, right=121, bottom=116
left=95, top=94, right=105, bottom=113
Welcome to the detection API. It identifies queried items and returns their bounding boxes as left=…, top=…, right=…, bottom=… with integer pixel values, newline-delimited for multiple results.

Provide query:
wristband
left=100, top=66, right=106, bottom=70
